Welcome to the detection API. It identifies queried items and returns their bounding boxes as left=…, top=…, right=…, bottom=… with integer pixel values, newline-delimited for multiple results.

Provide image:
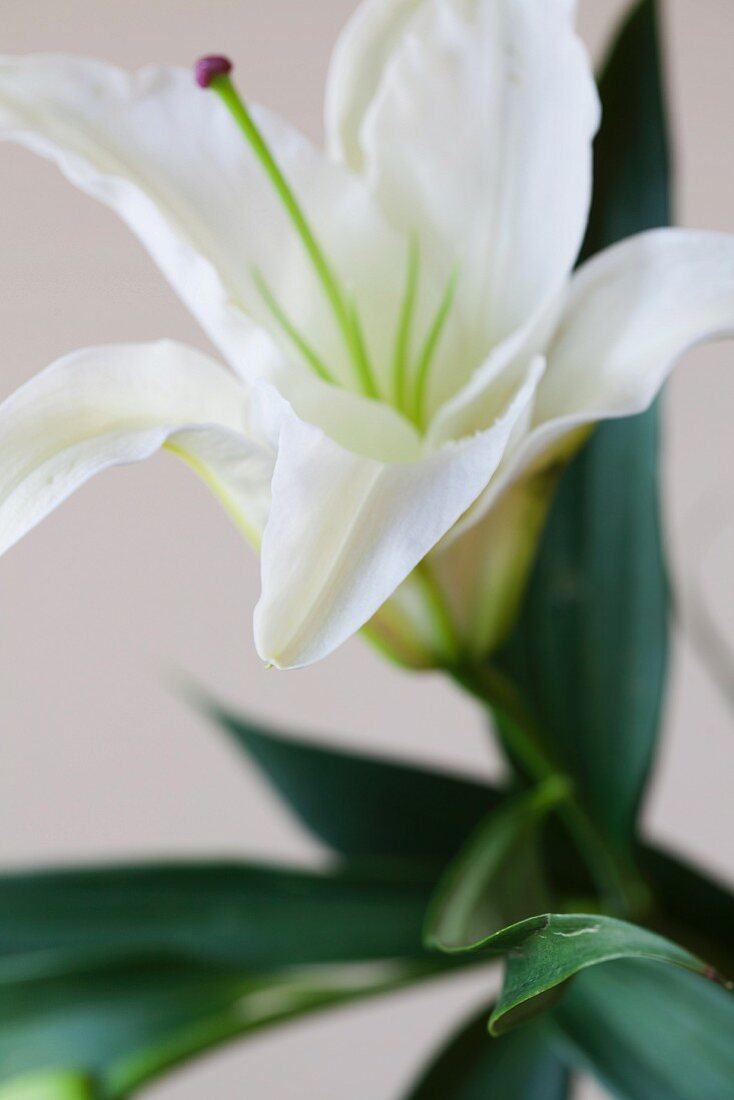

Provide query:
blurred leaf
left=582, top=1, right=671, bottom=255
left=210, top=705, right=502, bottom=863
left=204, top=707, right=734, bottom=968
left=496, top=0, right=671, bottom=848
left=639, top=847, right=734, bottom=974
left=0, top=859, right=456, bottom=1094
left=553, top=959, right=734, bottom=1100
left=545, top=834, right=734, bottom=973
left=0, top=1072, right=98, bottom=1100
left=424, top=779, right=568, bottom=950
left=0, top=952, right=433, bottom=1097
left=0, top=861, right=436, bottom=972
left=433, top=910, right=712, bottom=1036
left=404, top=1007, right=570, bottom=1099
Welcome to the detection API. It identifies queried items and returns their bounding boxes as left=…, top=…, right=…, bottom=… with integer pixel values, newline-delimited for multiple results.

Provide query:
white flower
left=0, top=0, right=733, bottom=670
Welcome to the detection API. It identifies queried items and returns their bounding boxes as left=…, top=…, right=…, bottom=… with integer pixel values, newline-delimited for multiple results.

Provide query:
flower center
left=196, top=56, right=456, bottom=430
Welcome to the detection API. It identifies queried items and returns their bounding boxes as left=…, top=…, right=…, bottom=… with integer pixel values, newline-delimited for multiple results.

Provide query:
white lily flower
left=1, top=0, right=733, bottom=670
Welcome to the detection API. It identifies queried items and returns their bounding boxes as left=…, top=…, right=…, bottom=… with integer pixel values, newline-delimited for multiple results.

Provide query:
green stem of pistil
left=211, top=74, right=380, bottom=399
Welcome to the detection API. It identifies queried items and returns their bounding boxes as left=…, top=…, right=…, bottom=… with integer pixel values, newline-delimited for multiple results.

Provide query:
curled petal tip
left=195, top=55, right=233, bottom=89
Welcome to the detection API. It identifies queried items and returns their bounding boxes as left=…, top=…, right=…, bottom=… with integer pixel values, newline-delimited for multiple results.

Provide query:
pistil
left=195, top=56, right=380, bottom=399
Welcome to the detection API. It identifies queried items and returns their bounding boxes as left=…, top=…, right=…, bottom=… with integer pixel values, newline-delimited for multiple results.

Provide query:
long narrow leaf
left=639, top=846, right=734, bottom=974
left=496, top=0, right=671, bottom=848
left=0, top=861, right=461, bottom=1093
left=0, top=861, right=435, bottom=972
left=404, top=1008, right=570, bottom=1100
left=0, top=953, right=437, bottom=1097
left=553, top=959, right=734, bottom=1100
left=209, top=705, right=502, bottom=863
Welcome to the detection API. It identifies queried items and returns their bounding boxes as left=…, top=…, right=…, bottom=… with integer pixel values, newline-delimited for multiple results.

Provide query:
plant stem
left=452, top=664, right=644, bottom=917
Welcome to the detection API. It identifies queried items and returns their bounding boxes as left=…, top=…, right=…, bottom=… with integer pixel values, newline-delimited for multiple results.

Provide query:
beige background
left=1, top=1, right=733, bottom=1096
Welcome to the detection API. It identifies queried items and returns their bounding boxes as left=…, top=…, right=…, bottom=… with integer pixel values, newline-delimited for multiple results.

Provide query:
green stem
left=452, top=665, right=643, bottom=917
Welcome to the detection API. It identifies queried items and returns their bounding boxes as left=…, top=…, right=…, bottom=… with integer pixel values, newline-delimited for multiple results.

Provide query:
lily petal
left=0, top=56, right=406, bottom=397
left=328, top=0, right=599, bottom=364
left=452, top=227, right=734, bottom=538
left=427, top=295, right=559, bottom=445
left=326, top=0, right=424, bottom=169
left=0, top=340, right=273, bottom=555
left=432, top=228, right=734, bottom=658
left=537, top=228, right=734, bottom=425
left=254, top=365, right=541, bottom=669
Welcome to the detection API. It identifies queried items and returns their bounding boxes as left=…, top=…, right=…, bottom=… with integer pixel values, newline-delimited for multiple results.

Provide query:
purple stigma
left=195, top=55, right=233, bottom=89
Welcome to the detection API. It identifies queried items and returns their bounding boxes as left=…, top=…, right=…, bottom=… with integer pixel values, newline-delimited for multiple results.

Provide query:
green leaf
left=496, top=0, right=671, bottom=849
left=433, top=911, right=712, bottom=1037
left=489, top=915, right=713, bottom=1036
left=553, top=959, right=734, bottom=1100
left=639, top=846, right=734, bottom=974
left=0, top=861, right=435, bottom=972
left=582, top=1, right=671, bottom=257
left=424, top=779, right=568, bottom=950
left=404, top=1007, right=570, bottom=1100
left=0, top=952, right=432, bottom=1096
left=210, top=705, right=502, bottom=863
left=546, top=835, right=734, bottom=974
left=0, top=1072, right=98, bottom=1100
left=0, top=860, right=457, bottom=1094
